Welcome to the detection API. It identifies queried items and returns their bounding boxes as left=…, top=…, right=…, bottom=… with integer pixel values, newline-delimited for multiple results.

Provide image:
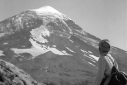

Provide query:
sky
left=0, top=0, right=127, bottom=51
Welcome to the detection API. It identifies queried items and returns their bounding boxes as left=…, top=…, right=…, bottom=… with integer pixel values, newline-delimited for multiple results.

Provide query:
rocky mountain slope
left=0, top=59, right=45, bottom=85
left=0, top=6, right=127, bottom=85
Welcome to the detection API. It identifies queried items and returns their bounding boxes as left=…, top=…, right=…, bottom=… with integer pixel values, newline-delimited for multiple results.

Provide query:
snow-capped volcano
left=0, top=6, right=127, bottom=85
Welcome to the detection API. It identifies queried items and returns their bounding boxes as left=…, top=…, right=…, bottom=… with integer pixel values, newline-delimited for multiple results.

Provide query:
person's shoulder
left=106, top=53, right=112, bottom=57
left=99, top=55, right=107, bottom=64
left=98, top=55, right=107, bottom=68
left=106, top=54, right=118, bottom=68
left=106, top=54, right=115, bottom=62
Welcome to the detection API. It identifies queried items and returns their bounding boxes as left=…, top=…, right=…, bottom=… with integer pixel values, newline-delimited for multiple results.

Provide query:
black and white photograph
left=0, top=0, right=127, bottom=85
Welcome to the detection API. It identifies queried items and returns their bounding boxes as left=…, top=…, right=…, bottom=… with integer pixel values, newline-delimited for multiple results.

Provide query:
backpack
left=103, top=64, right=127, bottom=85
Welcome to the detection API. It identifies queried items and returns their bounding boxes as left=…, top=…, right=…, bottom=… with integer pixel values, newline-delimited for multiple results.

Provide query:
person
left=93, top=39, right=118, bottom=85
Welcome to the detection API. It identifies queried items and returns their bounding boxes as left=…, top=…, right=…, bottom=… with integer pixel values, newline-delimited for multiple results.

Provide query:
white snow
left=83, top=54, right=95, bottom=62
left=62, top=50, right=72, bottom=56
left=69, top=39, right=74, bottom=43
left=66, top=47, right=75, bottom=53
left=0, top=50, right=4, bottom=56
left=49, top=47, right=72, bottom=56
left=75, top=45, right=79, bottom=48
left=41, top=28, right=50, bottom=37
left=52, top=45, right=56, bottom=47
left=30, top=26, right=49, bottom=43
left=88, top=51, right=93, bottom=54
left=80, top=49, right=87, bottom=53
left=89, top=54, right=99, bottom=61
left=11, top=39, right=49, bottom=57
left=88, top=62, right=96, bottom=66
left=30, top=39, right=47, bottom=50
left=3, top=42, right=8, bottom=45
left=11, top=38, right=71, bottom=59
left=32, top=6, right=62, bottom=15
left=49, top=47, right=65, bottom=55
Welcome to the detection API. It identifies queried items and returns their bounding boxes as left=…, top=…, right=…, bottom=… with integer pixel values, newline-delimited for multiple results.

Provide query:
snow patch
left=80, top=49, right=87, bottom=54
left=41, top=28, right=50, bottom=37
left=11, top=38, right=71, bottom=59
left=83, top=54, right=96, bottom=63
left=88, top=62, right=96, bottom=67
left=69, top=39, right=74, bottom=43
left=49, top=47, right=64, bottom=55
left=0, top=50, right=4, bottom=56
left=66, top=47, right=75, bottom=53
left=30, top=26, right=49, bottom=43
left=75, top=45, right=80, bottom=48
left=3, top=42, right=8, bottom=45
left=11, top=39, right=49, bottom=58
left=88, top=51, right=92, bottom=54
left=62, top=50, right=72, bottom=56
left=89, top=54, right=99, bottom=61
left=52, top=45, right=56, bottom=47
left=32, top=6, right=62, bottom=16
left=49, top=47, right=71, bottom=56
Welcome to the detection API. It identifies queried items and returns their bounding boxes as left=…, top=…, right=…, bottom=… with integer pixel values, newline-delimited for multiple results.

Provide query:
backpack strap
left=103, top=66, right=118, bottom=85
left=103, top=73, right=115, bottom=85
left=106, top=54, right=119, bottom=73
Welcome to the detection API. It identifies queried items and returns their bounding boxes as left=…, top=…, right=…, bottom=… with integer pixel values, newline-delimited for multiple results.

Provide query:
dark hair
left=99, top=39, right=110, bottom=53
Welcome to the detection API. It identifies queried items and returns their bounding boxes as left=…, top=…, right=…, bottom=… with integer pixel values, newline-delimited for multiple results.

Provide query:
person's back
left=99, top=53, right=118, bottom=85
left=103, top=53, right=118, bottom=76
left=93, top=39, right=118, bottom=85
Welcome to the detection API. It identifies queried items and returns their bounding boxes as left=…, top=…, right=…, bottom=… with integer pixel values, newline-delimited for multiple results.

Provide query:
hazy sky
left=0, top=0, right=127, bottom=51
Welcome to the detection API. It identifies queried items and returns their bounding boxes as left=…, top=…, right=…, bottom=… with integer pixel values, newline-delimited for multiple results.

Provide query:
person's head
left=98, top=39, right=110, bottom=55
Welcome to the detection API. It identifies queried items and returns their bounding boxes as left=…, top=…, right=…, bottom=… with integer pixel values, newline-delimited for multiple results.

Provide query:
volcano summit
left=0, top=6, right=127, bottom=85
